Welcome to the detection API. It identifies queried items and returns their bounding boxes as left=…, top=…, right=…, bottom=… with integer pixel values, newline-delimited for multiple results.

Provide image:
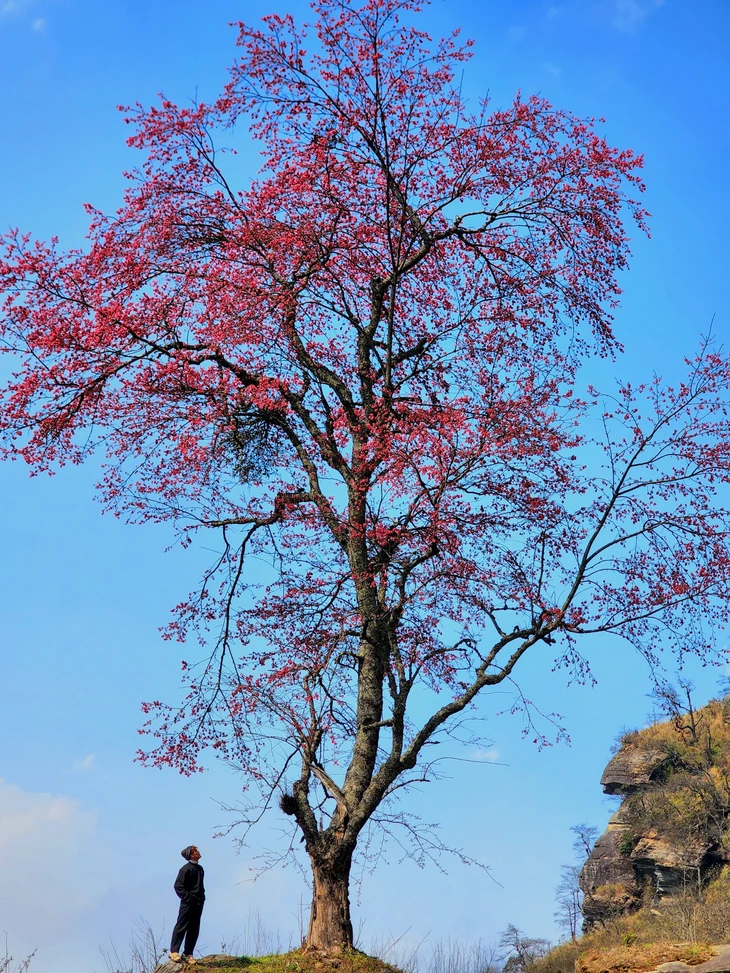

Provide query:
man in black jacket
left=169, top=845, right=206, bottom=964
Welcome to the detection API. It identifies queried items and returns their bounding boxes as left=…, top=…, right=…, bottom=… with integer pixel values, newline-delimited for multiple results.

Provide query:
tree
left=2, top=0, right=730, bottom=951
left=554, top=827, right=597, bottom=940
left=0, top=939, right=35, bottom=973
left=499, top=925, right=550, bottom=973
left=650, top=678, right=703, bottom=743
left=570, top=824, right=599, bottom=863
left=554, top=865, right=582, bottom=942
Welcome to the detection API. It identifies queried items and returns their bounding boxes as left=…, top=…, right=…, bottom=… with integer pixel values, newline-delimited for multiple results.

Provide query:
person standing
left=169, top=845, right=205, bottom=965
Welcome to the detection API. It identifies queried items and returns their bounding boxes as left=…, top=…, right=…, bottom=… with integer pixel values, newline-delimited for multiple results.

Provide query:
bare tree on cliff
left=555, top=827, right=598, bottom=940
left=3, top=0, right=730, bottom=951
left=499, top=926, right=550, bottom=973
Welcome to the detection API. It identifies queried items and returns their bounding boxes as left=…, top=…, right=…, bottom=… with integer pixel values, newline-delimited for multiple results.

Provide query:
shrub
left=618, top=834, right=636, bottom=857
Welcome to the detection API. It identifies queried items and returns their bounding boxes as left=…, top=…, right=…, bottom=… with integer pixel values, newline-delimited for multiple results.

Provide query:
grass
left=615, top=698, right=730, bottom=769
left=184, top=950, right=402, bottom=973
left=575, top=943, right=714, bottom=973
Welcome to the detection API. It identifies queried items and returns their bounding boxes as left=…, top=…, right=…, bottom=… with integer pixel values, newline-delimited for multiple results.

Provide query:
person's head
left=181, top=845, right=201, bottom=862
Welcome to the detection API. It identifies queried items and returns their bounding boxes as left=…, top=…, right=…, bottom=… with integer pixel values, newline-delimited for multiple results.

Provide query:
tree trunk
left=306, top=852, right=354, bottom=951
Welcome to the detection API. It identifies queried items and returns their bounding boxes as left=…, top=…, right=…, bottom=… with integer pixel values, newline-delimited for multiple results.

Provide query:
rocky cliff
left=580, top=698, right=730, bottom=927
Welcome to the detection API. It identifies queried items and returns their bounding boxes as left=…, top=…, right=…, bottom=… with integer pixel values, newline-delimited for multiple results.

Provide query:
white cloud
left=544, top=62, right=562, bottom=77
left=1, top=0, right=26, bottom=15
left=0, top=778, right=111, bottom=960
left=612, top=0, right=665, bottom=32
left=0, top=0, right=44, bottom=27
left=72, top=753, right=95, bottom=771
left=472, top=748, right=501, bottom=762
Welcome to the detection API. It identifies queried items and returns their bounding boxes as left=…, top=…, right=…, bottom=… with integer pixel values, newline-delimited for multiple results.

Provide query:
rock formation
left=580, top=700, right=730, bottom=928
left=600, top=744, right=671, bottom=795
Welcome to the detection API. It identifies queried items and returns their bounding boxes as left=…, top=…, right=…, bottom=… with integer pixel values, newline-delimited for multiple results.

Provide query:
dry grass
left=617, top=699, right=730, bottom=767
left=575, top=942, right=713, bottom=973
left=528, top=940, right=583, bottom=973
left=531, top=866, right=730, bottom=973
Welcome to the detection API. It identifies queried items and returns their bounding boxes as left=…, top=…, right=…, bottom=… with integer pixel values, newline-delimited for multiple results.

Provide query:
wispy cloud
left=472, top=747, right=502, bottom=762
left=543, top=62, right=562, bottom=78
left=0, top=778, right=108, bottom=934
left=72, top=753, right=95, bottom=772
left=1, top=0, right=30, bottom=15
left=0, top=777, right=120, bottom=973
left=612, top=0, right=665, bottom=32
left=507, top=25, right=528, bottom=43
left=1, top=0, right=46, bottom=30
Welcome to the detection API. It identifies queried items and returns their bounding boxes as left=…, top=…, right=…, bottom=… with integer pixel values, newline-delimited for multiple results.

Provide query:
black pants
left=170, top=897, right=204, bottom=956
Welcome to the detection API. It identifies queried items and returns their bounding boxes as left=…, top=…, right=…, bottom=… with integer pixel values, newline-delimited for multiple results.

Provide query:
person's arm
left=174, top=865, right=189, bottom=900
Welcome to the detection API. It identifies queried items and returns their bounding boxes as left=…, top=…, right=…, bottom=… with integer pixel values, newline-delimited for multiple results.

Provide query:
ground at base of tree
left=153, top=949, right=403, bottom=973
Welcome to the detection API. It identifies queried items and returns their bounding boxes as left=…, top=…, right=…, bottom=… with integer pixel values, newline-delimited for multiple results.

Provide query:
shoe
left=169, top=954, right=182, bottom=963
left=182, top=957, right=197, bottom=965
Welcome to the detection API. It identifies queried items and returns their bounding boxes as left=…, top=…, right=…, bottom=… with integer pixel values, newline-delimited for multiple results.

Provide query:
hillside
left=580, top=695, right=730, bottom=928
left=529, top=694, right=730, bottom=973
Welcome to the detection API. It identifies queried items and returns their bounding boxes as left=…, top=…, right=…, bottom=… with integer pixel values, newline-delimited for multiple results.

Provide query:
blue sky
left=1, top=1, right=729, bottom=972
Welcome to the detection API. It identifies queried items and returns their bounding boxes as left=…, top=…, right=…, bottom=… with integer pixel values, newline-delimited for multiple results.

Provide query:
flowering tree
left=2, top=0, right=730, bottom=950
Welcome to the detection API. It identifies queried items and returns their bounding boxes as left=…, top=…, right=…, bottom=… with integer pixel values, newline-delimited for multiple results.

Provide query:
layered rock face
left=580, top=730, right=730, bottom=928
left=600, top=744, right=670, bottom=795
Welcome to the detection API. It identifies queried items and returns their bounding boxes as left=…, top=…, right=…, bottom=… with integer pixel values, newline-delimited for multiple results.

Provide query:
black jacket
left=174, top=861, right=205, bottom=904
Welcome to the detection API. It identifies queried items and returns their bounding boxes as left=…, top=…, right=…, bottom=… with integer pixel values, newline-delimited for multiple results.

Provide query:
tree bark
left=306, top=851, right=354, bottom=951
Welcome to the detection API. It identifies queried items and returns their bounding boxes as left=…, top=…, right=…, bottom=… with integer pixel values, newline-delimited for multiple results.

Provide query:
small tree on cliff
left=3, top=0, right=730, bottom=950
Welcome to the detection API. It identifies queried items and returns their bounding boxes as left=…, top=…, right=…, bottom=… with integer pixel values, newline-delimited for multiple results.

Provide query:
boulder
left=601, top=744, right=671, bottom=795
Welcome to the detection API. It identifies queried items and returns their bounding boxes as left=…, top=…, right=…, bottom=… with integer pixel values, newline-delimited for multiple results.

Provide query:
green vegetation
left=177, top=951, right=400, bottom=973
left=617, top=835, right=636, bottom=858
